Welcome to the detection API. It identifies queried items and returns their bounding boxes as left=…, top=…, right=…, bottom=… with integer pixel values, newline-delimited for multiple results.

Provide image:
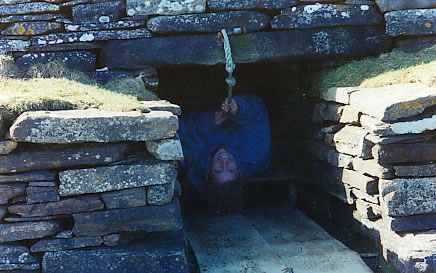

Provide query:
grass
left=0, top=58, right=158, bottom=121
left=318, top=45, right=436, bottom=91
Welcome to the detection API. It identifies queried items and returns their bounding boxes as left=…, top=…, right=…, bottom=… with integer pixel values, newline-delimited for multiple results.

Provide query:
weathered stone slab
left=0, top=140, right=17, bottom=154
left=72, top=1, right=125, bottom=23
left=147, top=11, right=269, bottom=33
left=2, top=21, right=62, bottom=36
left=349, top=83, right=436, bottom=121
left=208, top=0, right=296, bottom=10
left=73, top=199, right=182, bottom=236
left=375, top=0, right=436, bottom=13
left=365, top=131, right=436, bottom=145
left=16, top=51, right=96, bottom=71
left=0, top=245, right=37, bottom=264
left=394, top=163, right=436, bottom=177
left=55, top=230, right=73, bottom=239
left=65, top=20, right=145, bottom=32
left=0, top=39, right=29, bottom=53
left=0, top=2, right=59, bottom=16
left=126, top=0, right=205, bottom=16
left=4, top=215, right=69, bottom=222
left=373, top=142, right=436, bottom=164
left=333, top=125, right=372, bottom=158
left=0, top=143, right=129, bottom=174
left=100, top=26, right=391, bottom=68
left=320, top=86, right=360, bottom=104
left=147, top=181, right=174, bottom=205
left=59, top=162, right=177, bottom=196
left=29, top=41, right=101, bottom=52
left=10, top=109, right=177, bottom=144
left=339, top=105, right=360, bottom=124
left=380, top=177, right=436, bottom=217
left=146, top=137, right=184, bottom=161
left=139, top=100, right=181, bottom=115
left=0, top=220, right=63, bottom=242
left=101, top=188, right=147, bottom=209
left=352, top=157, right=394, bottom=179
left=385, top=214, right=436, bottom=232
left=394, top=36, right=436, bottom=52
left=0, top=184, right=25, bottom=204
left=0, top=171, right=57, bottom=183
left=342, top=169, right=378, bottom=194
left=0, top=205, right=6, bottom=220
left=364, top=114, right=436, bottom=137
left=312, top=102, right=343, bottom=123
left=42, top=234, right=188, bottom=273
left=30, top=236, right=103, bottom=252
left=272, top=4, right=382, bottom=29
left=0, top=263, right=40, bottom=271
left=352, top=188, right=379, bottom=204
left=386, top=9, right=436, bottom=37
left=29, top=181, right=57, bottom=187
left=0, top=13, right=66, bottom=24
left=8, top=195, right=104, bottom=217
left=26, top=186, right=60, bottom=204
left=31, top=29, right=151, bottom=46
left=327, top=150, right=353, bottom=168
left=355, top=199, right=381, bottom=219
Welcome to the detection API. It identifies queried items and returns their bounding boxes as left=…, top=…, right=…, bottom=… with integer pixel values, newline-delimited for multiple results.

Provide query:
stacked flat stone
left=311, top=83, right=436, bottom=272
left=0, top=101, right=188, bottom=273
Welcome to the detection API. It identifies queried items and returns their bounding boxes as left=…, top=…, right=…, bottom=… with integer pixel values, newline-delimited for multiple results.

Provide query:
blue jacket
left=178, top=94, right=271, bottom=193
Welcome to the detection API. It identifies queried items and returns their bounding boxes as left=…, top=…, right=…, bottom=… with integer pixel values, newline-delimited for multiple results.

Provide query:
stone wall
left=0, top=101, right=189, bottom=273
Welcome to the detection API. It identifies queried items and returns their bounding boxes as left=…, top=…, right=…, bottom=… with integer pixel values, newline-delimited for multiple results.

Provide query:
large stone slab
left=0, top=143, right=129, bottom=174
left=147, top=11, right=269, bottom=33
left=59, top=162, right=177, bottom=196
left=147, top=182, right=174, bottom=205
left=65, top=20, right=145, bottom=32
left=333, top=125, right=372, bottom=158
left=72, top=1, right=125, bottom=23
left=349, top=83, right=436, bottom=121
left=0, top=245, right=37, bottom=265
left=101, top=188, right=147, bottom=209
left=0, top=13, right=66, bottom=24
left=0, top=39, right=29, bottom=53
left=208, top=0, right=296, bottom=10
left=352, top=157, right=394, bottom=179
left=271, top=4, right=382, bottom=29
left=9, top=109, right=178, bottom=144
left=126, top=0, right=205, bottom=16
left=386, top=9, right=436, bottom=37
left=16, top=51, right=96, bottom=71
left=26, top=186, right=60, bottom=204
left=0, top=171, right=57, bottom=183
left=375, top=0, right=436, bottom=13
left=0, top=184, right=25, bottom=204
left=42, top=233, right=188, bottom=273
left=379, top=177, right=436, bottom=217
left=385, top=214, right=436, bottom=232
left=72, top=199, right=182, bottom=236
left=100, top=26, right=391, bottom=68
left=394, top=163, right=436, bottom=177
left=139, top=100, right=181, bottom=115
left=0, top=2, right=59, bottom=16
left=355, top=199, right=381, bottom=219
left=365, top=131, right=436, bottom=145
left=31, top=29, right=151, bottom=46
left=372, top=142, right=436, bottom=164
left=361, top=114, right=436, bottom=136
left=2, top=21, right=62, bottom=36
left=29, top=41, right=101, bottom=52
left=146, top=136, right=184, bottom=161
left=8, top=195, right=104, bottom=217
left=340, top=105, right=360, bottom=124
left=342, top=169, right=378, bottom=194
left=320, top=86, right=360, bottom=104
left=327, top=150, right=353, bottom=168
left=30, top=236, right=103, bottom=252
left=0, top=220, right=63, bottom=242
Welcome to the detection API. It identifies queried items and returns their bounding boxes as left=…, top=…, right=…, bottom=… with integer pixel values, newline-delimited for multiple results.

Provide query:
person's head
left=208, top=148, right=241, bottom=185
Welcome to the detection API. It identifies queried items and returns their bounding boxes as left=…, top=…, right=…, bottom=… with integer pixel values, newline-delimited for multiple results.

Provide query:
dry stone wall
left=310, top=83, right=436, bottom=273
left=0, top=101, right=188, bottom=273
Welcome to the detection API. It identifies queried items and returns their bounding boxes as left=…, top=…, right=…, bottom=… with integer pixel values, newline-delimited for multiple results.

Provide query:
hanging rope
left=221, top=29, right=236, bottom=101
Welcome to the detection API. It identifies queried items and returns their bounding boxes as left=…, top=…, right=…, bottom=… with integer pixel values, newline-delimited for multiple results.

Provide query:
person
left=178, top=94, right=271, bottom=214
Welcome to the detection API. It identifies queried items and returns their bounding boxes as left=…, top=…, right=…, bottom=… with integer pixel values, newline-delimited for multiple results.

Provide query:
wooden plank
left=184, top=212, right=288, bottom=273
left=244, top=207, right=373, bottom=273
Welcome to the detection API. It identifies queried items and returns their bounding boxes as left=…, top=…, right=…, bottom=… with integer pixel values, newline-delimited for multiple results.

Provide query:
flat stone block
left=327, top=150, right=353, bottom=169
left=72, top=1, right=125, bottom=23
left=0, top=220, right=63, bottom=243
left=42, top=232, right=188, bottom=273
left=208, top=0, right=296, bottom=10
left=372, top=142, right=436, bottom=164
left=0, top=184, right=25, bottom=204
left=320, top=86, right=360, bottom=104
left=375, top=0, right=436, bottom=13
left=126, top=0, right=205, bottom=16
left=30, top=236, right=103, bottom=252
left=355, top=199, right=381, bottom=219
left=0, top=39, right=29, bottom=53
left=26, top=186, right=60, bottom=204
left=9, top=109, right=178, bottom=144
left=101, top=188, right=147, bottom=209
left=147, top=11, right=269, bottom=33
left=16, top=51, right=96, bottom=71
left=340, top=105, right=360, bottom=124
left=385, top=214, right=436, bottom=232
left=342, top=169, right=378, bottom=194
left=349, top=83, right=436, bottom=122
left=73, top=198, right=182, bottom=236
left=352, top=157, right=394, bottom=179
left=8, top=195, right=104, bottom=217
left=394, top=163, right=436, bottom=177
left=272, top=4, right=382, bottom=29
left=0, top=13, right=66, bottom=24
left=0, top=2, right=59, bottom=16
left=333, top=125, right=372, bottom=158
left=380, top=177, right=436, bottom=217
left=59, top=162, right=177, bottom=196
left=65, top=20, right=145, bottom=32
left=100, top=26, right=390, bottom=68
left=0, top=244, right=37, bottom=264
left=2, top=21, right=62, bottom=36
left=147, top=181, right=174, bottom=205
left=352, top=188, right=379, bottom=204
left=139, top=100, right=181, bottom=115
left=0, top=143, right=129, bottom=174
left=386, top=8, right=436, bottom=37
left=146, top=136, right=184, bottom=161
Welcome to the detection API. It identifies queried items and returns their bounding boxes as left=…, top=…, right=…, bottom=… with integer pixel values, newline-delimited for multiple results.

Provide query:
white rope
left=221, top=29, right=236, bottom=100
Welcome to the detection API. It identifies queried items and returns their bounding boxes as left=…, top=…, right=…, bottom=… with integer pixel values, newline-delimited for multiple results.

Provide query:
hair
left=206, top=172, right=243, bottom=215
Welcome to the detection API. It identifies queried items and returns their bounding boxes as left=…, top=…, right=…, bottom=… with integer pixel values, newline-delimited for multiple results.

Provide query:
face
left=210, top=148, right=240, bottom=185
